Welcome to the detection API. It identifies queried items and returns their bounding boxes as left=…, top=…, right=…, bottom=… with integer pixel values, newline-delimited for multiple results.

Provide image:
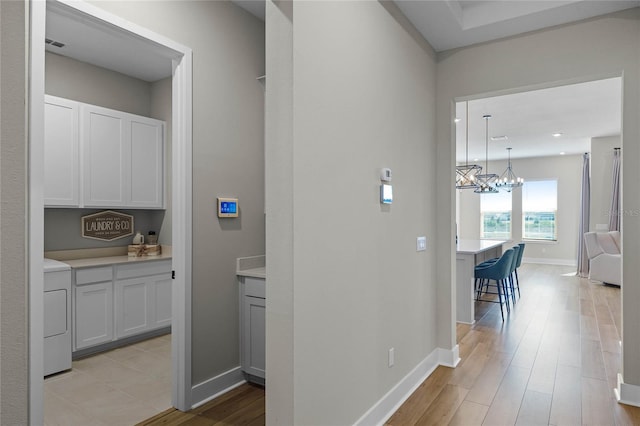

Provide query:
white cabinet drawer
left=75, top=266, right=113, bottom=285
left=44, top=270, right=71, bottom=292
left=116, top=260, right=171, bottom=280
left=244, top=277, right=265, bottom=298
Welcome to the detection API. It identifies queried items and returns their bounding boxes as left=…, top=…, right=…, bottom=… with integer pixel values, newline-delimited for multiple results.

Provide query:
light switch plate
left=417, top=236, right=427, bottom=251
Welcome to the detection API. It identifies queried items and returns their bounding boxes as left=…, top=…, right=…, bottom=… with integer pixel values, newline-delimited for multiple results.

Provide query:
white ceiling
left=455, top=77, right=622, bottom=162
left=46, top=2, right=175, bottom=82
left=394, top=0, right=639, bottom=52
left=46, top=1, right=627, bottom=160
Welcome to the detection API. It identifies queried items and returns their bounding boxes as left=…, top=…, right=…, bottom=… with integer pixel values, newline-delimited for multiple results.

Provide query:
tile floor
left=44, top=334, right=171, bottom=426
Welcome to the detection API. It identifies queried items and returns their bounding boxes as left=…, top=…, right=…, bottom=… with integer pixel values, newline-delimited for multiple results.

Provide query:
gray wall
left=46, top=52, right=151, bottom=116
left=44, top=209, right=166, bottom=251
left=88, top=0, right=266, bottom=386
left=0, top=1, right=29, bottom=424
left=436, top=6, right=640, bottom=399
left=266, top=1, right=438, bottom=423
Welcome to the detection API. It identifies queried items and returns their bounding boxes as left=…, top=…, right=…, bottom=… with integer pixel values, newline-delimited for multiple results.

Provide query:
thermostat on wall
left=217, top=197, right=239, bottom=217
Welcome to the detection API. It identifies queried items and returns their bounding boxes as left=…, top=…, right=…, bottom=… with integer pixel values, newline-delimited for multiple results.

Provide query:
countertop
left=237, top=255, right=265, bottom=279
left=456, top=239, right=506, bottom=255
left=62, top=252, right=172, bottom=269
left=45, top=245, right=172, bottom=269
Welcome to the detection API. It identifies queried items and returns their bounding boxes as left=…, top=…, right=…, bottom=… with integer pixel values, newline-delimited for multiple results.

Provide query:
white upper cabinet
left=44, top=95, right=165, bottom=209
left=44, top=96, right=80, bottom=207
left=82, top=104, right=129, bottom=207
left=129, top=117, right=164, bottom=208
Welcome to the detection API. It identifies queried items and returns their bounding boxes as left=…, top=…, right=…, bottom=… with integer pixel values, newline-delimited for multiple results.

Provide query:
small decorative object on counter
left=132, top=231, right=144, bottom=245
left=128, top=230, right=162, bottom=257
left=127, top=244, right=161, bottom=257
left=147, top=231, right=158, bottom=245
left=129, top=244, right=148, bottom=257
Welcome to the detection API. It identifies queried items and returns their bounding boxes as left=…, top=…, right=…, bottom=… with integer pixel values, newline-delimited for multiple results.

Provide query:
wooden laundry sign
left=82, top=210, right=134, bottom=241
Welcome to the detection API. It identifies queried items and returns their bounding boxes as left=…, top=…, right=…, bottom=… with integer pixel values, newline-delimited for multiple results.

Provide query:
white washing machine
left=43, top=258, right=72, bottom=376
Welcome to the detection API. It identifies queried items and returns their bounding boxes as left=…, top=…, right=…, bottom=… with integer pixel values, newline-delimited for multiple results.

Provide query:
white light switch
left=417, top=236, right=427, bottom=251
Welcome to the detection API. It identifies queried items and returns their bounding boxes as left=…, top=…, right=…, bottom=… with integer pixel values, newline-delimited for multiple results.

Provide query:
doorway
left=454, top=75, right=623, bottom=325
left=29, top=1, right=193, bottom=423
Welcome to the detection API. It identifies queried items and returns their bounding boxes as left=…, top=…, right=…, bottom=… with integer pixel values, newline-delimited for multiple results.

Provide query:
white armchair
left=583, top=231, right=621, bottom=286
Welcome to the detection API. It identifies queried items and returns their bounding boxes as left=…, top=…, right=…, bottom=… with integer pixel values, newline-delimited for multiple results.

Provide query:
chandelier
left=474, top=114, right=499, bottom=194
left=455, top=101, right=482, bottom=189
left=495, top=147, right=524, bottom=192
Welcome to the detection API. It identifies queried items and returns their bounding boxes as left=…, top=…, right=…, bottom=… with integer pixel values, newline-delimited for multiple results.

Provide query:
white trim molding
left=191, top=367, right=246, bottom=409
left=523, top=257, right=577, bottom=266
left=29, top=0, right=194, bottom=417
left=354, top=345, right=460, bottom=426
left=29, top=1, right=47, bottom=424
left=439, top=345, right=461, bottom=368
left=615, top=373, right=640, bottom=407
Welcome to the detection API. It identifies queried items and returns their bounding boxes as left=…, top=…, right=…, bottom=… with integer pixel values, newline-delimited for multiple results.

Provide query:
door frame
left=28, top=1, right=193, bottom=422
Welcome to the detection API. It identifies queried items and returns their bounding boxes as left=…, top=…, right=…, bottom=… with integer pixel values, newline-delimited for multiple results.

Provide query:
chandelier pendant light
left=474, top=114, right=499, bottom=194
left=496, top=147, right=524, bottom=192
left=456, top=101, right=482, bottom=189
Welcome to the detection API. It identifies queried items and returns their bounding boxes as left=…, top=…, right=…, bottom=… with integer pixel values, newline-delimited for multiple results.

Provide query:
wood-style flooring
left=140, top=264, right=640, bottom=426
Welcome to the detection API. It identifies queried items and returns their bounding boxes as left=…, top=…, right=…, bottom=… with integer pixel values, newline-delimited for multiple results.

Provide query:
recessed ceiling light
left=491, top=135, right=508, bottom=141
left=560, top=152, right=566, bottom=155
left=553, top=132, right=563, bottom=137
left=454, top=117, right=461, bottom=123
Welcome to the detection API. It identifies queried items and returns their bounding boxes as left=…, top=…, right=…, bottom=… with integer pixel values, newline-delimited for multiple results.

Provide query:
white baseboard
left=439, top=345, right=461, bottom=368
left=615, top=373, right=640, bottom=407
left=354, top=345, right=459, bottom=426
left=191, top=366, right=246, bottom=409
left=523, top=257, right=576, bottom=267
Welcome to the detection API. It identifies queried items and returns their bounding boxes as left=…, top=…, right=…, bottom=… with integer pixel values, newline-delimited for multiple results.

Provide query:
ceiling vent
left=45, top=38, right=65, bottom=48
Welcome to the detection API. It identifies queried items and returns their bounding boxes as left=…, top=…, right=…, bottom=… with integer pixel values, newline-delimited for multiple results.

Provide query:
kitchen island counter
left=456, top=239, right=506, bottom=324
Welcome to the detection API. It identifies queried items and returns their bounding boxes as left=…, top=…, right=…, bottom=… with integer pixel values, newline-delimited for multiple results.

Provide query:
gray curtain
left=577, top=153, right=590, bottom=277
left=609, top=148, right=621, bottom=232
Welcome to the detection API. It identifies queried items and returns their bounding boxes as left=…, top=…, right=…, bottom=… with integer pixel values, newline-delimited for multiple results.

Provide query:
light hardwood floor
left=386, top=263, right=640, bottom=426
left=141, top=264, right=640, bottom=425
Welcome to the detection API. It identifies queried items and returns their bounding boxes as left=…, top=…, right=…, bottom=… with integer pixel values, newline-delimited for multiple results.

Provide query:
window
left=480, top=191, right=512, bottom=239
left=522, top=180, right=557, bottom=241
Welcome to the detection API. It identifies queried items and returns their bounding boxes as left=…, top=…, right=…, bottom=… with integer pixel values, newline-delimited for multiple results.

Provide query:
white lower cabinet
left=242, top=296, right=266, bottom=378
left=115, top=277, right=151, bottom=338
left=152, top=275, right=172, bottom=329
left=73, top=260, right=171, bottom=352
left=75, top=281, right=114, bottom=350
left=115, top=272, right=172, bottom=339
left=239, top=276, right=266, bottom=381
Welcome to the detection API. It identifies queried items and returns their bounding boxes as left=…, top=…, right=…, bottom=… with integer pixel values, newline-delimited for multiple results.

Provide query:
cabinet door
left=74, top=282, right=113, bottom=350
left=242, top=296, right=266, bottom=379
left=150, top=275, right=172, bottom=329
left=44, top=96, right=79, bottom=206
left=81, top=105, right=129, bottom=207
left=115, top=277, right=151, bottom=338
left=129, top=117, right=164, bottom=208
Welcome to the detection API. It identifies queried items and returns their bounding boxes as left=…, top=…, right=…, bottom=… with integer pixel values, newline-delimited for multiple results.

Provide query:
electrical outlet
left=388, top=348, right=395, bottom=368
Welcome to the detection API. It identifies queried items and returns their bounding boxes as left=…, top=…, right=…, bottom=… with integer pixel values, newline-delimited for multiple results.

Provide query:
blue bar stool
left=474, top=248, right=515, bottom=321
left=513, top=243, right=525, bottom=298
left=505, top=245, right=520, bottom=305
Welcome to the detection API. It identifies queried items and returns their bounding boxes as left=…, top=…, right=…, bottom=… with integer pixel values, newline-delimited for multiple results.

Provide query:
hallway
left=387, top=263, right=640, bottom=425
